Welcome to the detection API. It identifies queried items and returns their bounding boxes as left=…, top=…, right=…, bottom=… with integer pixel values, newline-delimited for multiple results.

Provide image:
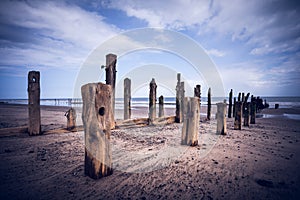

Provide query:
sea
left=1, top=96, right=300, bottom=109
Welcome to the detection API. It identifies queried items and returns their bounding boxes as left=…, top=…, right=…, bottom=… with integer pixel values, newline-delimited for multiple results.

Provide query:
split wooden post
left=234, top=101, right=243, bottom=130
left=158, top=95, right=164, bottom=117
left=233, top=97, right=236, bottom=118
left=65, top=108, right=77, bottom=131
left=228, top=89, right=233, bottom=118
left=181, top=97, right=200, bottom=146
left=250, top=101, right=256, bottom=124
left=148, top=78, right=157, bottom=125
left=175, top=73, right=183, bottom=123
left=124, top=78, right=131, bottom=120
left=207, top=87, right=211, bottom=120
left=28, top=71, right=41, bottom=135
left=81, top=82, right=113, bottom=179
left=105, top=54, right=117, bottom=115
left=216, top=101, right=227, bottom=135
left=243, top=102, right=250, bottom=127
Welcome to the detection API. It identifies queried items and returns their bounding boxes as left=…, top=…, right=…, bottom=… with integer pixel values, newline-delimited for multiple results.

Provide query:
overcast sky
left=0, top=0, right=299, bottom=98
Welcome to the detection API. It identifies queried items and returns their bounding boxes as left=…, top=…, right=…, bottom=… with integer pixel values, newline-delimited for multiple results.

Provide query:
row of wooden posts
left=27, top=53, right=262, bottom=180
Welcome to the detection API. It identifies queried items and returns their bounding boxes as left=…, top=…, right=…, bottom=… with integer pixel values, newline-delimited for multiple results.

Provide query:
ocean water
left=1, top=96, right=300, bottom=109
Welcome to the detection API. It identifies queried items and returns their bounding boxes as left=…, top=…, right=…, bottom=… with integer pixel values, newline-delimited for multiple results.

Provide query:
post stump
left=148, top=78, right=157, bottom=125
left=234, top=101, right=243, bottom=130
left=124, top=78, right=131, bottom=120
left=158, top=95, right=164, bottom=117
left=65, top=108, right=77, bottom=131
left=216, top=102, right=227, bottom=135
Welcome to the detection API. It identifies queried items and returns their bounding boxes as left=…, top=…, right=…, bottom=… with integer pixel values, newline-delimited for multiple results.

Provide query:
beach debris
left=228, top=89, right=233, bottom=118
left=243, top=102, right=250, bottom=127
left=27, top=71, right=42, bottom=136
left=65, top=108, right=77, bottom=131
left=123, top=78, right=131, bottom=120
left=158, top=95, right=164, bottom=118
left=181, top=97, right=200, bottom=146
left=216, top=101, right=227, bottom=135
left=105, top=53, right=117, bottom=128
left=207, top=88, right=211, bottom=120
left=81, top=82, right=113, bottom=179
left=148, top=78, right=157, bottom=125
left=175, top=73, right=185, bottom=123
left=234, top=101, right=243, bottom=130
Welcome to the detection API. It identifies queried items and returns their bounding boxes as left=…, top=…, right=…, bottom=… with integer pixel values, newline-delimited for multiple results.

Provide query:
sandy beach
left=0, top=103, right=300, bottom=199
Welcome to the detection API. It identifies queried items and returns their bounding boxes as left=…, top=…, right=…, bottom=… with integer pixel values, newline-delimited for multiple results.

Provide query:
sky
left=0, top=0, right=299, bottom=99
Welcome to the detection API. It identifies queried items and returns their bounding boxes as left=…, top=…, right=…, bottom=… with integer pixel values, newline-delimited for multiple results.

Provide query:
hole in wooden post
left=99, top=107, right=105, bottom=116
left=32, top=77, right=36, bottom=82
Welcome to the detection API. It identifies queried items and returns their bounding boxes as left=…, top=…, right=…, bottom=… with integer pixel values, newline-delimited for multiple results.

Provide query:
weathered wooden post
left=181, top=97, right=199, bottom=146
left=207, top=87, right=211, bottom=120
left=234, top=101, right=243, bottom=130
left=180, top=81, right=185, bottom=121
left=233, top=97, right=236, bottom=118
left=216, top=101, right=227, bottom=135
left=250, top=101, right=256, bottom=124
left=194, top=85, right=201, bottom=99
left=148, top=78, right=157, bottom=125
left=238, top=93, right=241, bottom=101
left=81, top=82, right=113, bottom=179
left=175, top=73, right=183, bottom=123
left=105, top=54, right=117, bottom=120
left=65, top=108, right=77, bottom=131
left=243, top=102, right=250, bottom=126
left=158, top=95, right=164, bottom=117
left=28, top=71, right=41, bottom=135
left=228, top=89, right=233, bottom=118
left=124, top=78, right=131, bottom=120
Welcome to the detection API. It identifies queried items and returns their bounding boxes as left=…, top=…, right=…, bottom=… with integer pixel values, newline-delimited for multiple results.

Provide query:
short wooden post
left=233, top=97, right=236, bottom=117
left=243, top=102, right=250, bottom=127
left=194, top=85, right=201, bottom=99
left=28, top=71, right=41, bottom=135
left=181, top=97, right=199, bottom=146
left=216, top=101, right=227, bottom=135
left=148, top=78, right=157, bottom=125
left=175, top=73, right=183, bottom=123
left=250, top=101, right=256, bottom=124
left=207, top=87, right=211, bottom=120
left=124, top=78, right=131, bottom=120
left=228, top=89, right=233, bottom=118
left=234, top=101, right=243, bottom=130
left=81, top=82, right=113, bottom=179
left=238, top=93, right=241, bottom=101
left=105, top=54, right=117, bottom=115
left=242, top=92, right=245, bottom=102
left=158, top=95, right=164, bottom=117
left=65, top=108, right=77, bottom=131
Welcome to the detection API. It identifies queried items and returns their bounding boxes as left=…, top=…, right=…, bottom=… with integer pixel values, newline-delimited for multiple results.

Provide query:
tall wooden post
left=180, top=82, right=185, bottom=121
left=105, top=54, right=117, bottom=114
left=233, top=97, right=236, bottom=118
left=81, top=82, right=113, bottom=179
left=238, top=93, right=241, bottom=102
left=228, top=89, right=233, bottom=118
left=181, top=97, right=199, bottom=146
left=175, top=73, right=182, bottom=123
left=250, top=101, right=256, bottom=124
left=65, top=108, right=77, bottom=131
left=158, top=95, right=164, bottom=117
left=243, top=102, right=250, bottom=127
left=216, top=101, right=227, bottom=135
left=124, top=78, right=131, bottom=120
left=148, top=78, right=157, bottom=125
left=207, top=87, right=211, bottom=120
left=28, top=71, right=41, bottom=135
left=234, top=101, right=243, bottom=130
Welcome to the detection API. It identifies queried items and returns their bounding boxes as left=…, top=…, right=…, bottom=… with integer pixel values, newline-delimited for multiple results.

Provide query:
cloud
left=206, top=49, right=226, bottom=57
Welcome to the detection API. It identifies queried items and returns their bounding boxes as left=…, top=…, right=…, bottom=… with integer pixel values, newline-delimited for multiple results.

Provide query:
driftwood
left=28, top=71, right=41, bottom=135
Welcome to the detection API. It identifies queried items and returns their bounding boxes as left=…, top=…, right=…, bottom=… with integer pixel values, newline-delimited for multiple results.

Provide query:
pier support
left=181, top=97, right=200, bottom=146
left=81, top=82, right=113, bottom=179
left=148, top=78, right=157, bottom=125
left=124, top=78, right=131, bottom=120
left=216, top=101, right=227, bottom=135
left=28, top=71, right=41, bottom=135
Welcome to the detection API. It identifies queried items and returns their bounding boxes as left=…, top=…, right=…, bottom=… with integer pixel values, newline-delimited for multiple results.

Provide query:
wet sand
left=0, top=104, right=300, bottom=199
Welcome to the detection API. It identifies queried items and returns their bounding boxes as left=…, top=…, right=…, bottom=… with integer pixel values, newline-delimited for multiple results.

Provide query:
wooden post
left=180, top=82, right=185, bottom=121
left=105, top=54, right=117, bottom=115
left=175, top=73, right=182, bottom=123
left=233, top=97, right=236, bottom=118
left=181, top=97, right=199, bottom=146
left=234, top=101, right=243, bottom=130
left=158, top=95, right=164, bottom=117
left=238, top=93, right=241, bottom=101
left=242, top=92, right=245, bottom=102
left=28, top=71, right=41, bottom=135
left=250, top=101, right=256, bottom=124
left=148, top=78, right=157, bottom=125
left=81, top=82, right=113, bottom=179
left=194, top=85, right=201, bottom=99
left=124, top=78, right=131, bottom=120
left=216, top=101, right=227, bottom=135
left=243, top=102, right=250, bottom=127
left=65, top=108, right=77, bottom=131
left=228, top=89, right=233, bottom=118
left=207, top=87, right=211, bottom=120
